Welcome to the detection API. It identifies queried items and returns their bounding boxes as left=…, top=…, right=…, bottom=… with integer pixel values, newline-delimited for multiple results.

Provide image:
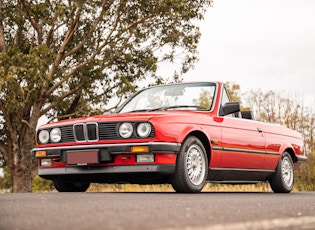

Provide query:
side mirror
left=241, top=111, right=254, bottom=120
left=221, top=102, right=240, bottom=116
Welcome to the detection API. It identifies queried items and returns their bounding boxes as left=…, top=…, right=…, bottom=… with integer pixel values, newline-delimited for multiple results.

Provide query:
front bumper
left=31, top=142, right=181, bottom=158
left=32, top=142, right=181, bottom=183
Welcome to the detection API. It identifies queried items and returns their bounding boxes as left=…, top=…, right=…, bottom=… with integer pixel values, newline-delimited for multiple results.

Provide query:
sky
left=181, top=0, right=315, bottom=106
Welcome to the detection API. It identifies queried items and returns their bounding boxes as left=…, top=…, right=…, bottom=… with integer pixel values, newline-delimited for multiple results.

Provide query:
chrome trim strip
left=263, top=151, right=280, bottom=155
left=73, top=123, right=85, bottom=142
left=210, top=167, right=275, bottom=173
left=212, top=146, right=223, bottom=151
left=73, top=122, right=99, bottom=142
left=209, top=180, right=266, bottom=184
left=86, top=122, right=99, bottom=142
left=223, top=147, right=280, bottom=155
left=212, top=146, right=280, bottom=156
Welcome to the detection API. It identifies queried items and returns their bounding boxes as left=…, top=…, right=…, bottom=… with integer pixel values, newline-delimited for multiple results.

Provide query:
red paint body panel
left=220, top=117, right=265, bottom=169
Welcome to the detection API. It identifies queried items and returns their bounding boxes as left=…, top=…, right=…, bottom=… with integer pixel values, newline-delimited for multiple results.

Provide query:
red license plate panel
left=67, top=150, right=99, bottom=165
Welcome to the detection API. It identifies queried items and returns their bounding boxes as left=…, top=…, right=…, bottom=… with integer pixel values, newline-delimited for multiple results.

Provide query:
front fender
left=152, top=121, right=211, bottom=144
left=278, top=139, right=305, bottom=163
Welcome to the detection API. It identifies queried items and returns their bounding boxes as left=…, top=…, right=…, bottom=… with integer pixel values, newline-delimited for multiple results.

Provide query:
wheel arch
left=283, top=148, right=297, bottom=163
left=186, top=130, right=211, bottom=165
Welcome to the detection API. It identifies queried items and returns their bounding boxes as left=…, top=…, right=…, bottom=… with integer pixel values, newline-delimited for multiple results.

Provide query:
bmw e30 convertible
left=32, top=82, right=307, bottom=193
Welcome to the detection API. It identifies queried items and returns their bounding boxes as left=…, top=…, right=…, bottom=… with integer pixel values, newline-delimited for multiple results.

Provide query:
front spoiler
left=38, top=164, right=176, bottom=184
left=39, top=164, right=175, bottom=176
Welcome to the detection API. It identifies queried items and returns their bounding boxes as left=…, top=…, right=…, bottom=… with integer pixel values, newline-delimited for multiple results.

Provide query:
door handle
left=257, top=128, right=263, bottom=132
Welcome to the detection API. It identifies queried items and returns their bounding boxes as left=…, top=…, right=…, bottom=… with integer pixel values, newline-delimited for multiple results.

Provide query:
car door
left=218, top=86, right=266, bottom=170
left=219, top=117, right=266, bottom=169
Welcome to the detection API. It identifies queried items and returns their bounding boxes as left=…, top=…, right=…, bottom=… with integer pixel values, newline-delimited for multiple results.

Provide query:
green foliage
left=0, top=0, right=213, bottom=117
left=1, top=0, right=212, bottom=118
left=0, top=166, right=12, bottom=192
left=32, top=175, right=53, bottom=192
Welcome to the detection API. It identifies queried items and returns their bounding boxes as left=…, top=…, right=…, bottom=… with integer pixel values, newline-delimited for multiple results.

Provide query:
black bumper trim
left=32, top=142, right=181, bottom=157
left=296, top=155, right=307, bottom=163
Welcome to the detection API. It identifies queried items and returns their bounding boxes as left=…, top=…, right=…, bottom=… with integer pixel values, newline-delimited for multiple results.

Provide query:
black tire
left=53, top=180, right=90, bottom=192
left=171, top=136, right=208, bottom=193
left=269, top=152, right=294, bottom=193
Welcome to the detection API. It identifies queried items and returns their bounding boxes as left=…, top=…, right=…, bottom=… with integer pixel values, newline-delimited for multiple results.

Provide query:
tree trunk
left=9, top=129, right=36, bottom=192
left=11, top=160, right=33, bottom=192
left=5, top=114, right=38, bottom=192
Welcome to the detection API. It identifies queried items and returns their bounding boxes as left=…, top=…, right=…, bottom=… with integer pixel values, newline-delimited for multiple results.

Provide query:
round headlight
left=137, top=123, right=152, bottom=138
left=38, top=130, right=49, bottom=144
left=119, top=122, right=133, bottom=138
left=50, top=128, right=61, bottom=143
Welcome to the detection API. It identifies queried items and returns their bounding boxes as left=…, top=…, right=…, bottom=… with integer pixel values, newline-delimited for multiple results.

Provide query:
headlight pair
left=118, top=122, right=152, bottom=138
left=38, top=128, right=61, bottom=144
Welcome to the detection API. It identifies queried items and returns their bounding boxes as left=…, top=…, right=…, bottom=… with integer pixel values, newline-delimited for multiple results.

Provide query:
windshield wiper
left=128, top=109, right=150, bottom=113
left=149, top=105, right=207, bottom=111
left=127, top=105, right=207, bottom=113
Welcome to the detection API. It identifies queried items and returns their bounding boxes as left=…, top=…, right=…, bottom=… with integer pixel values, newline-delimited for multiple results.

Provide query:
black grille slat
left=60, top=126, right=75, bottom=142
left=87, top=123, right=98, bottom=140
left=74, top=124, right=85, bottom=141
left=99, top=123, right=118, bottom=140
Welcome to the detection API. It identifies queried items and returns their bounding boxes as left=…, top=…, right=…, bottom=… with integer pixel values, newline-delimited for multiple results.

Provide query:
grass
left=86, top=182, right=275, bottom=193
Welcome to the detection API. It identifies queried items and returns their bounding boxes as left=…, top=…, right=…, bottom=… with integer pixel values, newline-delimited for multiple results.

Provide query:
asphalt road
left=1, top=192, right=315, bottom=230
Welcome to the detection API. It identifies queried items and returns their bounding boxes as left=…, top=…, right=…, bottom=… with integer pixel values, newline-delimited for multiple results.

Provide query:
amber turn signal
left=35, top=151, right=47, bottom=157
left=131, top=146, right=149, bottom=153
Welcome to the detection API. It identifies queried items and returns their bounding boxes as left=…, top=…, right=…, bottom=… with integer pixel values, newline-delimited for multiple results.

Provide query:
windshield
left=118, top=82, right=217, bottom=113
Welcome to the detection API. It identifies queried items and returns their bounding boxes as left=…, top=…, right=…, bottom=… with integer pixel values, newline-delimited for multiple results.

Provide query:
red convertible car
left=32, top=82, right=307, bottom=193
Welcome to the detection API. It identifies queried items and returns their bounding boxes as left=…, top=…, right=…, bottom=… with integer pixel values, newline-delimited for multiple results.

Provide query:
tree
left=0, top=0, right=212, bottom=192
left=225, top=81, right=242, bottom=103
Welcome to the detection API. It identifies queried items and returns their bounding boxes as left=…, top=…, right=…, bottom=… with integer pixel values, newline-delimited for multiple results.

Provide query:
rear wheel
left=53, top=180, right=90, bottom=192
left=171, top=136, right=208, bottom=193
left=269, top=152, right=294, bottom=193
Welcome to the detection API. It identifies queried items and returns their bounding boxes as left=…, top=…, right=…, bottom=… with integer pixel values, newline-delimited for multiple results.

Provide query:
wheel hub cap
left=186, top=144, right=206, bottom=186
left=282, top=157, right=293, bottom=187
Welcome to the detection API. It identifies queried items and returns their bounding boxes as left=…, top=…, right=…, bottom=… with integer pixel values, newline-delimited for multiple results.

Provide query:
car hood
left=38, top=111, right=209, bottom=129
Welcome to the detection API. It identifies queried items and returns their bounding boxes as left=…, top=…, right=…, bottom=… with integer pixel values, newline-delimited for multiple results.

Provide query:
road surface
left=1, top=192, right=315, bottom=230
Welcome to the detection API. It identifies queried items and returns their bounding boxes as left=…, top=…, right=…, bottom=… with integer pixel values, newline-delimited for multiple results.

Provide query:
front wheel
left=171, top=136, right=208, bottom=193
left=269, top=152, right=294, bottom=193
left=53, top=180, right=90, bottom=192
